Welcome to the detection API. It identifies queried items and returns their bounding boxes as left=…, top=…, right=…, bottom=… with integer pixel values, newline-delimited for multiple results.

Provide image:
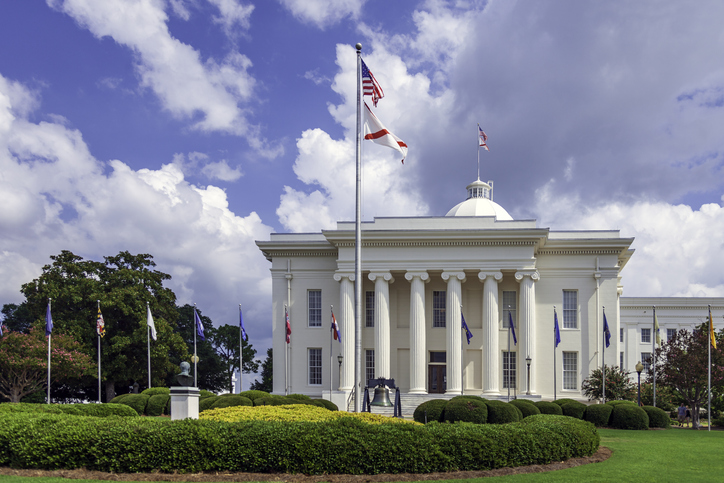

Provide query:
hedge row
left=0, top=403, right=137, bottom=418
left=0, top=412, right=598, bottom=474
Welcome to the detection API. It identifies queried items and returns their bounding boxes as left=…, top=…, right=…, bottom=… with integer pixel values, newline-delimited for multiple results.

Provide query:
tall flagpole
left=354, top=42, right=363, bottom=412
left=284, top=304, right=289, bottom=395
left=239, top=304, right=243, bottom=394
left=602, top=306, right=606, bottom=402
left=97, top=300, right=101, bottom=403
left=461, top=304, right=464, bottom=396
left=147, top=302, right=151, bottom=388
left=507, top=324, right=511, bottom=402
left=708, top=305, right=712, bottom=431
left=653, top=306, right=657, bottom=407
left=46, top=298, right=52, bottom=404
left=330, top=305, right=334, bottom=399
left=553, top=306, right=557, bottom=401
left=193, top=303, right=198, bottom=388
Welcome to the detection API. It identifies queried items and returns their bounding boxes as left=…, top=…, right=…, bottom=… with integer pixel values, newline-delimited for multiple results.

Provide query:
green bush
left=209, top=395, right=252, bottom=410
left=449, top=395, right=487, bottom=403
left=642, top=406, right=670, bottom=428
left=583, top=404, right=613, bottom=427
left=254, top=396, right=316, bottom=407
left=141, top=387, right=170, bottom=396
left=199, top=390, right=215, bottom=397
left=606, top=400, right=636, bottom=407
left=484, top=400, right=520, bottom=424
left=312, top=399, right=338, bottom=411
left=413, top=399, right=448, bottom=424
left=0, top=412, right=598, bottom=474
left=443, top=398, right=488, bottom=424
left=108, top=394, right=131, bottom=404
left=510, top=400, right=541, bottom=418
left=560, top=401, right=586, bottom=420
left=146, top=395, right=171, bottom=416
left=610, top=404, right=650, bottom=430
left=121, top=394, right=150, bottom=416
left=535, top=401, right=563, bottom=415
left=552, top=398, right=578, bottom=406
left=0, top=403, right=136, bottom=418
left=286, top=393, right=312, bottom=401
left=199, top=396, right=219, bottom=412
left=239, top=390, right=270, bottom=402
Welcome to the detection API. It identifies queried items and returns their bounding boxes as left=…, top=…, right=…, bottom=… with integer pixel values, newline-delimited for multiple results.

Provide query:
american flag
left=361, top=59, right=384, bottom=107
left=478, top=125, right=489, bottom=151
left=285, top=306, right=292, bottom=344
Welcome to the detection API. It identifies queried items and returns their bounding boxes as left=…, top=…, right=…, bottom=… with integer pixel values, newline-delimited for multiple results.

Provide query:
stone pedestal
left=170, top=386, right=200, bottom=420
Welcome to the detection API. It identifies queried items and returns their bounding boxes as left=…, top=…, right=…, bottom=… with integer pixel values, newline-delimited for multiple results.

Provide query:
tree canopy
left=581, top=365, right=636, bottom=402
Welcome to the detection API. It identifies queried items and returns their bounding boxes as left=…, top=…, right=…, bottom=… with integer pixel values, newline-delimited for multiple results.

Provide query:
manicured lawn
left=1, top=428, right=723, bottom=483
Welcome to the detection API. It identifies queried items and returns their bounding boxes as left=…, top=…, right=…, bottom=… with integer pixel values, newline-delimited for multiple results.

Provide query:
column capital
left=514, top=270, right=539, bottom=282
left=405, top=271, right=430, bottom=282
left=368, top=272, right=395, bottom=283
left=334, top=272, right=355, bottom=282
left=441, top=271, right=466, bottom=283
left=478, top=271, right=503, bottom=282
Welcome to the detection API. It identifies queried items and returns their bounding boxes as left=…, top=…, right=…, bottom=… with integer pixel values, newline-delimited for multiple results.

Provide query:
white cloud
left=277, top=0, right=365, bottom=29
left=207, top=0, right=254, bottom=37
left=169, top=0, right=191, bottom=20
left=47, top=0, right=281, bottom=158
left=201, top=159, right=243, bottom=181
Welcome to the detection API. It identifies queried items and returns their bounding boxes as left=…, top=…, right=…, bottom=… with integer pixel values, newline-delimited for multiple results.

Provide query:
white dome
left=445, top=179, right=513, bottom=220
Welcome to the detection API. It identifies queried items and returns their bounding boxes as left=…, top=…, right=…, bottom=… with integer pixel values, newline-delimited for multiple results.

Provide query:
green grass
left=1, top=428, right=723, bottom=483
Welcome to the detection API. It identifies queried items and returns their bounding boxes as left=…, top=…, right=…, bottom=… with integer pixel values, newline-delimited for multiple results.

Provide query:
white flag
left=363, top=102, right=408, bottom=163
left=147, top=304, right=157, bottom=341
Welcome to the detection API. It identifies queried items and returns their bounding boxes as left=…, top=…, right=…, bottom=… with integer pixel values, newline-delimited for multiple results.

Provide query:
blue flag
left=195, top=309, right=205, bottom=341
left=240, top=307, right=248, bottom=341
left=461, top=311, right=472, bottom=344
left=45, top=300, right=53, bottom=336
left=603, top=310, right=611, bottom=348
left=0, top=322, right=3, bottom=337
left=509, top=311, right=517, bottom=345
left=554, top=309, right=561, bottom=348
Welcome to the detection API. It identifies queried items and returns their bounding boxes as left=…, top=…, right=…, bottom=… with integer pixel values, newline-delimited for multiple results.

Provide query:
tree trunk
left=692, top=406, right=700, bottom=429
left=105, top=380, right=116, bottom=402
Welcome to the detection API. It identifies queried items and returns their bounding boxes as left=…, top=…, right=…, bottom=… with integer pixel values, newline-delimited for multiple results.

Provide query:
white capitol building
left=257, top=178, right=723, bottom=408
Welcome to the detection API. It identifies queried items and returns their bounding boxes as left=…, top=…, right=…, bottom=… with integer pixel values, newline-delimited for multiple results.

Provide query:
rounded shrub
left=485, top=400, right=520, bottom=424
left=286, top=393, right=312, bottom=401
left=552, top=398, right=578, bottom=406
left=642, top=406, right=670, bottom=428
left=443, top=398, right=488, bottom=424
left=199, top=389, right=215, bottom=397
left=209, top=395, right=252, bottom=409
left=108, top=394, right=131, bottom=404
left=450, top=395, right=487, bottom=403
left=535, top=401, right=563, bottom=415
left=141, top=387, right=170, bottom=396
left=510, top=400, right=541, bottom=418
left=413, top=399, right=448, bottom=424
left=121, top=394, right=150, bottom=416
left=606, top=400, right=636, bottom=407
left=561, top=401, right=586, bottom=420
left=145, top=395, right=170, bottom=416
left=610, top=404, right=650, bottom=430
left=312, top=399, right=338, bottom=411
left=583, top=404, right=613, bottom=427
left=254, top=396, right=316, bottom=406
left=199, top=395, right=219, bottom=411
left=239, top=390, right=270, bottom=402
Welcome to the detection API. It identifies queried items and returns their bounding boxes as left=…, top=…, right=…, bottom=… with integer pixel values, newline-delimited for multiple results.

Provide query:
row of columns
left=335, top=270, right=538, bottom=394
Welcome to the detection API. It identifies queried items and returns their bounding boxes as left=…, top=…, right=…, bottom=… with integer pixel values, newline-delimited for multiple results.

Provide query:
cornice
left=333, top=239, right=538, bottom=248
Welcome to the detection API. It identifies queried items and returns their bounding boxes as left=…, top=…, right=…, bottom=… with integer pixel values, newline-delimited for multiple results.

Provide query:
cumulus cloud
left=277, top=0, right=365, bottom=29
left=207, top=0, right=254, bottom=38
left=0, top=73, right=273, bottom=343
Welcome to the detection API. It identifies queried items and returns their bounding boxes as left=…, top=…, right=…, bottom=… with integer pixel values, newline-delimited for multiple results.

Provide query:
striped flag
left=361, top=58, right=384, bottom=107
left=508, top=311, right=517, bottom=345
left=97, top=307, right=106, bottom=337
left=285, top=306, right=292, bottom=344
left=331, top=307, right=341, bottom=343
left=478, top=125, right=489, bottom=151
left=363, top=102, right=408, bottom=163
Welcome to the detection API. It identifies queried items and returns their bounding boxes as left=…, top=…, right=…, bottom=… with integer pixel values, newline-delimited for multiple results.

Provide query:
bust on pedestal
left=170, top=361, right=200, bottom=420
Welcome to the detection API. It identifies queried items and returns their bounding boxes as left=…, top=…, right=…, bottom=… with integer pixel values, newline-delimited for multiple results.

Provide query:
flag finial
left=356, top=43, right=362, bottom=51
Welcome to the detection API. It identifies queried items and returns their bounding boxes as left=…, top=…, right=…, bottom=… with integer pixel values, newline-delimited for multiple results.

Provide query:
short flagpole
left=653, top=306, right=657, bottom=407
left=330, top=305, right=334, bottom=399
left=284, top=304, right=289, bottom=395
left=553, top=306, right=557, bottom=401
left=507, top=324, right=511, bottom=402
left=46, top=298, right=52, bottom=405
left=709, top=305, right=712, bottom=431
left=98, top=300, right=102, bottom=403
left=461, top=304, right=464, bottom=396
left=239, top=304, right=243, bottom=394
left=602, top=306, right=606, bottom=403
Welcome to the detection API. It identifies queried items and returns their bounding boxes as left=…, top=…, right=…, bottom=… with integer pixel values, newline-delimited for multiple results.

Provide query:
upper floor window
left=503, top=291, right=517, bottom=327
left=620, top=328, right=624, bottom=343
left=641, top=328, right=651, bottom=344
left=365, top=291, right=375, bottom=328
left=433, top=291, right=446, bottom=328
left=667, top=328, right=676, bottom=341
left=563, top=290, right=577, bottom=329
left=308, top=290, right=322, bottom=327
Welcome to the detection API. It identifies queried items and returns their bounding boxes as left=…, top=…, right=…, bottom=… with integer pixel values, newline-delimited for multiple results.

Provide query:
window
left=365, top=349, right=375, bottom=384
left=563, top=290, right=577, bottom=329
left=667, top=328, right=676, bottom=341
left=308, top=348, right=322, bottom=385
left=503, top=291, right=517, bottom=327
left=365, top=291, right=375, bottom=328
left=641, top=352, right=652, bottom=372
left=620, top=328, right=624, bottom=343
left=563, top=352, right=577, bottom=390
left=503, top=352, right=516, bottom=389
left=308, top=290, right=322, bottom=327
left=620, top=351, right=624, bottom=369
left=429, top=351, right=447, bottom=363
left=641, top=328, right=651, bottom=343
left=433, top=291, right=446, bottom=327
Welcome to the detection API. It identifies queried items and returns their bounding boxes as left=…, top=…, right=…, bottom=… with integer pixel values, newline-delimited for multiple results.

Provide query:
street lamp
left=337, top=355, right=343, bottom=388
left=635, top=361, right=644, bottom=406
left=526, top=355, right=532, bottom=395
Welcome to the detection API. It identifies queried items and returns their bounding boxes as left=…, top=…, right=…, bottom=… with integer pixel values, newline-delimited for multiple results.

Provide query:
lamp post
left=337, top=355, right=343, bottom=390
left=526, top=355, right=532, bottom=395
left=635, top=361, right=644, bottom=407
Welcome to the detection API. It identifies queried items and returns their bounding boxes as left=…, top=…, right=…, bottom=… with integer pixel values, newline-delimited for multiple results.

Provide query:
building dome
left=445, top=179, right=513, bottom=220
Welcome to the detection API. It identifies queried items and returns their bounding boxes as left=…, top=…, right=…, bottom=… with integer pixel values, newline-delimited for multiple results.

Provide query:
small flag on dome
left=478, top=124, right=489, bottom=151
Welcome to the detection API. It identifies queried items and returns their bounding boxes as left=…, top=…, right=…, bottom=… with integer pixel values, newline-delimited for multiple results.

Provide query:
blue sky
left=2, top=1, right=724, bottom=385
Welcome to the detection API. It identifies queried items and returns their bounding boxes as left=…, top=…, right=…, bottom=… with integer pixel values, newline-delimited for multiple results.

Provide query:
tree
left=581, top=365, right=636, bottom=402
left=4, top=250, right=188, bottom=402
left=213, top=324, right=259, bottom=393
left=653, top=325, right=724, bottom=428
left=0, top=326, right=95, bottom=402
left=250, top=348, right=273, bottom=392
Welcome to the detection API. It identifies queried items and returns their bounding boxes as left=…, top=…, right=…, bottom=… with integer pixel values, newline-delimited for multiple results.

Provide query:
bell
left=370, top=386, right=393, bottom=407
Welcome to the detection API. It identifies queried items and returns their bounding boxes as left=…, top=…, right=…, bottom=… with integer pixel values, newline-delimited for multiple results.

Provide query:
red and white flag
left=285, top=306, right=291, bottom=344
left=361, top=59, right=384, bottom=107
left=364, top=102, right=408, bottom=163
left=331, top=307, right=341, bottom=343
left=478, top=125, right=489, bottom=151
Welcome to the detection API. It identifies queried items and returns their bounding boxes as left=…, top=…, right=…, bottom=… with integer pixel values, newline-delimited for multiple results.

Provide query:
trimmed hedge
left=610, top=404, right=649, bottom=430
left=199, top=396, right=219, bottom=412
left=199, top=390, right=215, bottom=398
left=484, top=401, right=520, bottom=424
left=286, top=393, right=312, bottom=401
left=510, top=400, right=541, bottom=418
left=0, top=403, right=137, bottom=418
left=120, top=394, right=150, bottom=416
left=642, top=406, right=670, bottom=428
left=535, top=401, right=563, bottom=415
left=146, top=395, right=170, bottom=416
left=583, top=404, right=613, bottom=427
left=552, top=398, right=578, bottom=406
left=606, top=400, right=636, bottom=407
left=141, top=387, right=170, bottom=396
left=0, top=412, right=598, bottom=474
left=209, top=395, right=253, bottom=409
left=443, top=398, right=488, bottom=424
left=449, top=395, right=487, bottom=403
left=312, top=399, right=338, bottom=411
left=413, top=399, right=448, bottom=424
left=108, top=394, right=131, bottom=405
left=560, top=401, right=586, bottom=420
left=239, top=390, right=270, bottom=402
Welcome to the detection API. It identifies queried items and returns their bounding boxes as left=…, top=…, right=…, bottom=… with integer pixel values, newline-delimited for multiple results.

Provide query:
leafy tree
left=0, top=326, right=95, bottom=402
left=250, top=348, right=273, bottom=392
left=653, top=325, right=724, bottom=429
left=1, top=303, right=34, bottom=333
left=4, top=250, right=188, bottom=402
left=581, top=365, right=636, bottom=402
left=213, top=324, right=259, bottom=393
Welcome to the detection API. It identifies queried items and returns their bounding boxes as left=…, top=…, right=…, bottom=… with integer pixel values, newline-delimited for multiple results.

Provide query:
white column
left=368, top=272, right=394, bottom=379
left=442, top=271, right=466, bottom=395
left=334, top=273, right=355, bottom=391
left=405, top=271, right=429, bottom=394
left=479, top=271, right=503, bottom=395
left=515, top=270, right=539, bottom=395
